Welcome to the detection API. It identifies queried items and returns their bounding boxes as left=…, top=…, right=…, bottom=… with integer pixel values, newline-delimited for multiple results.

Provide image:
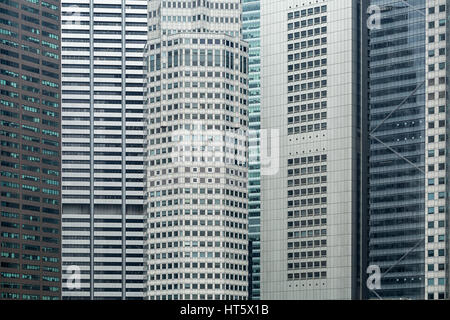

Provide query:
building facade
left=368, top=0, right=449, bottom=300
left=423, top=0, right=449, bottom=300
left=60, top=0, right=147, bottom=299
left=368, top=0, right=426, bottom=300
left=143, top=0, right=250, bottom=300
left=1, top=0, right=62, bottom=300
left=260, top=0, right=367, bottom=299
left=242, top=0, right=261, bottom=300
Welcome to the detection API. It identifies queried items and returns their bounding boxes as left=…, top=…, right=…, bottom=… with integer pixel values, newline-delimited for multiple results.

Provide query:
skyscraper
left=368, top=0, right=448, bottom=300
left=423, top=0, right=448, bottom=300
left=1, top=0, right=62, bottom=300
left=60, top=0, right=147, bottom=299
left=259, top=0, right=367, bottom=299
left=143, top=0, right=250, bottom=300
left=242, top=0, right=262, bottom=300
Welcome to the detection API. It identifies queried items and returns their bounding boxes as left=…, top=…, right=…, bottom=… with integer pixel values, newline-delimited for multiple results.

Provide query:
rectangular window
left=184, top=49, right=190, bottom=66
left=214, top=49, right=220, bottom=66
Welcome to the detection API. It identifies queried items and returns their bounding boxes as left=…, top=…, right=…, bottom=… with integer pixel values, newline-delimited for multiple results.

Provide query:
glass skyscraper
left=368, top=0, right=427, bottom=299
left=143, top=0, right=250, bottom=300
left=242, top=0, right=261, bottom=300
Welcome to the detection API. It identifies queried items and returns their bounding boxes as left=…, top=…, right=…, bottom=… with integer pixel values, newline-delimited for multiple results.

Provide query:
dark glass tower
left=368, top=0, right=426, bottom=299
left=1, top=0, right=61, bottom=300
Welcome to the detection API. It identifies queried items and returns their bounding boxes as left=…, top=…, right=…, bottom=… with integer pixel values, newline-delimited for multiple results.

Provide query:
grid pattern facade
left=260, top=0, right=364, bottom=299
left=60, top=0, right=146, bottom=299
left=424, top=0, right=449, bottom=300
left=143, top=0, right=250, bottom=300
left=0, top=0, right=61, bottom=300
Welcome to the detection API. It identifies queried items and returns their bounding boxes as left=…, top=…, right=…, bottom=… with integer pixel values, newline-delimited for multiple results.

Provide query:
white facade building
left=424, top=0, right=449, bottom=300
left=259, top=0, right=367, bottom=299
left=60, top=0, right=147, bottom=299
left=144, top=0, right=250, bottom=300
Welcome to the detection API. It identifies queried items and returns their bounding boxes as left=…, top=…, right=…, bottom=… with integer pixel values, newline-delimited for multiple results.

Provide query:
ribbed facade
left=1, top=0, right=61, bottom=300
left=143, top=0, right=250, bottom=300
left=60, top=0, right=146, bottom=299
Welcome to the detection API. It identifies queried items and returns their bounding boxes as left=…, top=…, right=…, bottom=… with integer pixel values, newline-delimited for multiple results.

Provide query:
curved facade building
left=143, top=0, right=250, bottom=300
